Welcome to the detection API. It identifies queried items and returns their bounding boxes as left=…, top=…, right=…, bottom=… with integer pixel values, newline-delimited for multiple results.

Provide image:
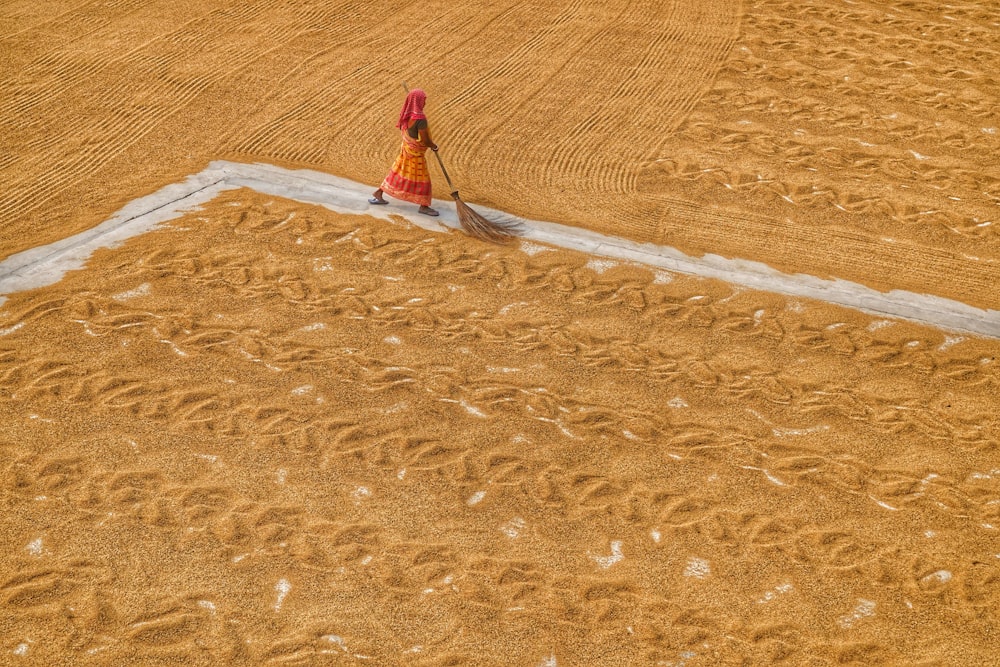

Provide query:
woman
left=370, top=88, right=439, bottom=216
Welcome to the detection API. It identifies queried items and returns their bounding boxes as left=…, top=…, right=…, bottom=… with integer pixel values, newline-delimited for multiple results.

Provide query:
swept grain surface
left=642, top=0, right=1000, bottom=307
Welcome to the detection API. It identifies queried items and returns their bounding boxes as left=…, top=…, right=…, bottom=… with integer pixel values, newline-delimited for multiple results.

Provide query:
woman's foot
left=369, top=190, right=388, bottom=205
left=418, top=205, right=439, bottom=217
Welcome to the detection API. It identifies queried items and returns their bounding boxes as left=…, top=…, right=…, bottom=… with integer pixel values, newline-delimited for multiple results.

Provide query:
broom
left=402, top=83, right=523, bottom=243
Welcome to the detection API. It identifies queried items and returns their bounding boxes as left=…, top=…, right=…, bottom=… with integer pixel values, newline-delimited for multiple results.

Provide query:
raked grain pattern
left=1, top=192, right=998, bottom=664
left=640, top=0, right=1000, bottom=307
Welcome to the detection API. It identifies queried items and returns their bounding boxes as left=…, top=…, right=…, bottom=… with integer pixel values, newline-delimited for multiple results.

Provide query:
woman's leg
left=369, top=189, right=388, bottom=204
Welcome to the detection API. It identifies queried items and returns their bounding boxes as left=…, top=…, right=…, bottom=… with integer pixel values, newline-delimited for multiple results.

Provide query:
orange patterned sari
left=380, top=124, right=432, bottom=206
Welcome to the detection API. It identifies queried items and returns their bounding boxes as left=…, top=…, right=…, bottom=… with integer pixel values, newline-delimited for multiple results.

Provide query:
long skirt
left=380, top=131, right=432, bottom=206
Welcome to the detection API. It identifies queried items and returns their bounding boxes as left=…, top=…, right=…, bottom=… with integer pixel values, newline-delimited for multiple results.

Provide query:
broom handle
left=432, top=150, right=458, bottom=195
left=402, top=82, right=459, bottom=196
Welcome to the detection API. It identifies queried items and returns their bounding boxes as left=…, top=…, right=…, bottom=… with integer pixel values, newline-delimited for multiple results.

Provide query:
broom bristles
left=453, top=195, right=523, bottom=244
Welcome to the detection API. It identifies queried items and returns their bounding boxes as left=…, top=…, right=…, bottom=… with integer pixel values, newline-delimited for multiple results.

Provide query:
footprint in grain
left=2, top=559, right=104, bottom=609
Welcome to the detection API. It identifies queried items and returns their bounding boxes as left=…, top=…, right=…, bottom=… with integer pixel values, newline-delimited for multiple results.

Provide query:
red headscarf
left=396, top=89, right=427, bottom=129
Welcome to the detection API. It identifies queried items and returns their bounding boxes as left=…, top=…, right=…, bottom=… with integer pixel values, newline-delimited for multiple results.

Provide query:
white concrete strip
left=0, top=168, right=236, bottom=303
left=1, top=160, right=997, bottom=338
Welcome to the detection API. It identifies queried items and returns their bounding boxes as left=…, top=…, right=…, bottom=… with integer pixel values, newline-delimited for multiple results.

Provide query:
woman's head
left=397, top=89, right=427, bottom=129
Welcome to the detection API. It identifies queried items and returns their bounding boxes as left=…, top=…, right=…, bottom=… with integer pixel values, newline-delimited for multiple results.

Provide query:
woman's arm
left=418, top=124, right=437, bottom=151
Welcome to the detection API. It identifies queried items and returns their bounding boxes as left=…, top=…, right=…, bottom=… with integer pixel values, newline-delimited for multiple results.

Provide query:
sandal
left=418, top=206, right=439, bottom=217
left=368, top=197, right=388, bottom=205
